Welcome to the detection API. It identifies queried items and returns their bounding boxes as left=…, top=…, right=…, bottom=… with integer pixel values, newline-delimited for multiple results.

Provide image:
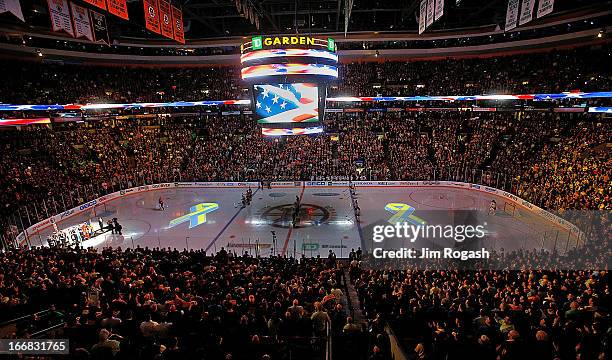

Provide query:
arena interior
left=0, top=0, right=611, bottom=359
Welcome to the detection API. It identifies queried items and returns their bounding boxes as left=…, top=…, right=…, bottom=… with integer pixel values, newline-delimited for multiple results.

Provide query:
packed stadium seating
left=0, top=247, right=349, bottom=359
left=351, top=262, right=609, bottom=360
left=0, top=42, right=610, bottom=360
left=1, top=47, right=610, bottom=105
left=0, top=110, right=609, bottom=234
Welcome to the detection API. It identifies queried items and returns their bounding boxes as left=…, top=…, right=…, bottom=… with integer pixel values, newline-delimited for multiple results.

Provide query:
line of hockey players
left=47, top=217, right=123, bottom=248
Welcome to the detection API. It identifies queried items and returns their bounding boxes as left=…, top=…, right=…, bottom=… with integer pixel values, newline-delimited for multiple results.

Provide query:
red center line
left=281, top=185, right=305, bottom=256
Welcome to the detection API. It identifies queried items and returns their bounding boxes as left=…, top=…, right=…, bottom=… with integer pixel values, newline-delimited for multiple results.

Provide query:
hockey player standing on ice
left=246, top=188, right=253, bottom=205
left=488, top=199, right=497, bottom=215
left=159, top=196, right=165, bottom=211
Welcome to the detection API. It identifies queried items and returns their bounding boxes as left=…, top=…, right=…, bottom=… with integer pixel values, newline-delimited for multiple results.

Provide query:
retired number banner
left=144, top=0, right=161, bottom=34
left=418, top=0, right=427, bottom=34
left=91, top=10, right=110, bottom=45
left=107, top=0, right=128, bottom=20
left=0, top=0, right=25, bottom=21
left=518, top=0, right=536, bottom=26
left=83, top=0, right=106, bottom=11
left=426, top=0, right=435, bottom=28
left=434, top=0, right=444, bottom=21
left=504, top=0, right=520, bottom=31
left=158, top=0, right=174, bottom=39
left=71, top=2, right=94, bottom=41
left=171, top=6, right=184, bottom=44
left=47, top=0, right=74, bottom=36
left=537, top=0, right=554, bottom=19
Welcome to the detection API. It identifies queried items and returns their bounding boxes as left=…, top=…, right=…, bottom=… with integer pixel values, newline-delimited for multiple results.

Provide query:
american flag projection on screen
left=254, top=83, right=319, bottom=123
left=241, top=64, right=338, bottom=80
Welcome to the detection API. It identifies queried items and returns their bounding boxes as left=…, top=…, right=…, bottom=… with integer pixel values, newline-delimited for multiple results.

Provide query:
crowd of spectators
left=0, top=63, right=242, bottom=105
left=0, top=46, right=610, bottom=106
left=0, top=247, right=358, bottom=359
left=0, top=119, right=195, bottom=231
left=0, top=110, right=609, bottom=245
left=351, top=260, right=609, bottom=360
left=333, top=47, right=611, bottom=97
left=0, top=230, right=608, bottom=359
left=0, top=30, right=610, bottom=360
left=515, top=121, right=611, bottom=211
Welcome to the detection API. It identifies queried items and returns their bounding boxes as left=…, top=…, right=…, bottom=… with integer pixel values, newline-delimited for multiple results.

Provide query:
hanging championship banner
left=426, top=0, right=434, bottom=28
left=0, top=0, right=25, bottom=21
left=171, top=5, right=184, bottom=44
left=83, top=0, right=106, bottom=11
left=91, top=10, right=110, bottom=45
left=47, top=0, right=74, bottom=36
left=107, top=0, right=128, bottom=20
left=434, top=0, right=444, bottom=21
left=143, top=0, right=161, bottom=34
left=418, top=0, right=427, bottom=34
left=537, top=0, right=554, bottom=18
left=71, top=2, right=94, bottom=41
left=518, top=0, right=536, bottom=26
left=158, top=0, right=173, bottom=39
left=505, top=0, right=520, bottom=31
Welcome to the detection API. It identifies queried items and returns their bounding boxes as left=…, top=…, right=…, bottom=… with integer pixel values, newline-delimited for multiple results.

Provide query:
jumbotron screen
left=253, top=83, right=319, bottom=123
left=241, top=63, right=338, bottom=80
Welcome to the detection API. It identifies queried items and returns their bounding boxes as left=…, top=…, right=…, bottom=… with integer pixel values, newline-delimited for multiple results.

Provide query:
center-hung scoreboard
left=240, top=35, right=338, bottom=136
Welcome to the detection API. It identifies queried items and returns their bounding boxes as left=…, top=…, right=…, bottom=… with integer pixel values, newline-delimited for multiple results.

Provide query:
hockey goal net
left=503, top=202, right=517, bottom=217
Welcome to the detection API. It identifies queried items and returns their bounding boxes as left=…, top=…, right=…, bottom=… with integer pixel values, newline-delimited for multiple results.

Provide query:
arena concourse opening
left=0, top=1, right=610, bottom=359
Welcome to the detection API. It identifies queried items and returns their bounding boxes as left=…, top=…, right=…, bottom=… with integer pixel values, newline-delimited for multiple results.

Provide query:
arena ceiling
left=179, top=0, right=607, bottom=37
left=2, top=0, right=610, bottom=40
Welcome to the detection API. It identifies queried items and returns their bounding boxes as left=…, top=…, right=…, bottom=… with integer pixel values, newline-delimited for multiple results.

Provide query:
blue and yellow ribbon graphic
left=169, top=203, right=219, bottom=229
left=385, top=203, right=426, bottom=226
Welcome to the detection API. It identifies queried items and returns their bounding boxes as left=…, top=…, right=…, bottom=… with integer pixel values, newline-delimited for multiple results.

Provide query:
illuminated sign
left=327, top=38, right=335, bottom=51
left=243, top=36, right=334, bottom=53
left=169, top=203, right=219, bottom=229
left=252, top=36, right=263, bottom=50
left=261, top=36, right=316, bottom=47
left=385, top=203, right=426, bottom=225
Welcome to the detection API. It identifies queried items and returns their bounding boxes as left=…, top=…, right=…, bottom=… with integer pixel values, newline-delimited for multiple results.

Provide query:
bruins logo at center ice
left=255, top=203, right=335, bottom=228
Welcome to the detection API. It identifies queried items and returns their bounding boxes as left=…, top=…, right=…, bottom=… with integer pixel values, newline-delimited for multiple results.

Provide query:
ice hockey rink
left=27, top=182, right=581, bottom=257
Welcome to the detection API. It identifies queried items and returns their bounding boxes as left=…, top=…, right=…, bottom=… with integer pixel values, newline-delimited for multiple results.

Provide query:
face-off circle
left=259, top=203, right=333, bottom=228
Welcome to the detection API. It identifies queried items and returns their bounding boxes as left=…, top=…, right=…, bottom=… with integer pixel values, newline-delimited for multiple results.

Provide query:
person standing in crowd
left=91, top=329, right=121, bottom=356
left=327, top=250, right=337, bottom=267
left=311, top=302, right=331, bottom=337
left=355, top=247, right=362, bottom=260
